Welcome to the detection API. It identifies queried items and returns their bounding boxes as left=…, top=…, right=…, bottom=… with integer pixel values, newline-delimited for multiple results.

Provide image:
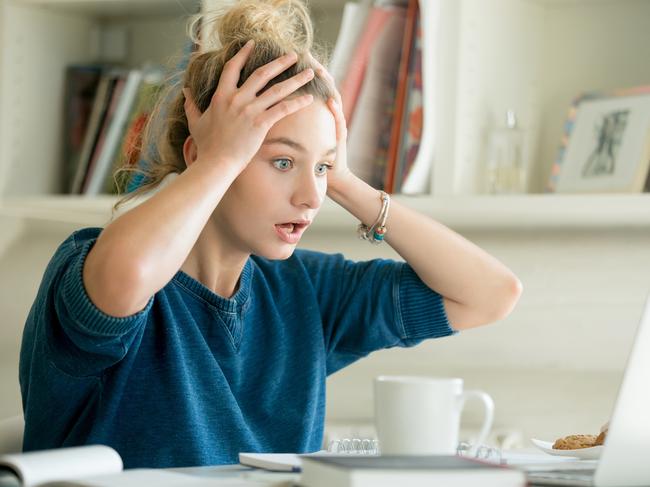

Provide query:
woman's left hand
left=307, top=53, right=353, bottom=192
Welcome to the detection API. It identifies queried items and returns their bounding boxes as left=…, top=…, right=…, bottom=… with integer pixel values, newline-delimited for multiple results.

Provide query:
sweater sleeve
left=24, top=228, right=154, bottom=376
left=294, top=250, right=456, bottom=375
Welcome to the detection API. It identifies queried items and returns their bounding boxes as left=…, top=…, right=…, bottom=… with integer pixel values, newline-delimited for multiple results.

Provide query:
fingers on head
left=220, top=39, right=256, bottom=91
left=263, top=94, right=313, bottom=126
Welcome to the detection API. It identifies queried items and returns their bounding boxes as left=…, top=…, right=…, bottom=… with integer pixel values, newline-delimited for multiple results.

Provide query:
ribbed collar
left=172, top=258, right=253, bottom=314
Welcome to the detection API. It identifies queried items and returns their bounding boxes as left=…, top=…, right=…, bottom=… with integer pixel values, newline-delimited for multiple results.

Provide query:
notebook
left=299, top=455, right=525, bottom=487
left=526, top=296, right=650, bottom=486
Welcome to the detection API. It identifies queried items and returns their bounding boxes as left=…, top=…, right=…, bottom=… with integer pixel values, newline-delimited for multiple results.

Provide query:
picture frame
left=547, top=86, right=650, bottom=193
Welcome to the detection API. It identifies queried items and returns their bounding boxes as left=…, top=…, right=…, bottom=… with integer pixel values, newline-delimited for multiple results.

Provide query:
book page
left=0, top=446, right=122, bottom=487
left=39, top=469, right=230, bottom=487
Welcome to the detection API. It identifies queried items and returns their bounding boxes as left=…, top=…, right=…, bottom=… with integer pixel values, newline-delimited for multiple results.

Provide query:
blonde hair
left=114, top=0, right=334, bottom=211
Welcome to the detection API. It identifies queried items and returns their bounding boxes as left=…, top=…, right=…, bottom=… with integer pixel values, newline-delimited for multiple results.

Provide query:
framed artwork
left=547, top=86, right=650, bottom=193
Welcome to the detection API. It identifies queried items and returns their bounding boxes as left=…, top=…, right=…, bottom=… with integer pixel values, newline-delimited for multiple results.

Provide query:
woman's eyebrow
left=263, top=137, right=337, bottom=156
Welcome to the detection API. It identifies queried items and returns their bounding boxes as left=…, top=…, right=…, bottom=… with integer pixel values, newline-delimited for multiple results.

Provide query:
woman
left=19, top=0, right=521, bottom=468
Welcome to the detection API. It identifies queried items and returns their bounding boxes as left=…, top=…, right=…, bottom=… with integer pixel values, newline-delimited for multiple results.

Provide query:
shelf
left=0, top=195, right=119, bottom=227
left=15, top=0, right=346, bottom=17
left=3, top=194, right=650, bottom=231
left=317, top=194, right=650, bottom=231
left=16, top=0, right=199, bottom=17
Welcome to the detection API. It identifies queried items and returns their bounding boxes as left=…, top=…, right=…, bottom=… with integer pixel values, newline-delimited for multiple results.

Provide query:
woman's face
left=215, top=99, right=337, bottom=259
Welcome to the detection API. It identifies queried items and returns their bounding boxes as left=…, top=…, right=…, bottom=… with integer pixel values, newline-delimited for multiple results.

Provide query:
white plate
left=531, top=438, right=603, bottom=460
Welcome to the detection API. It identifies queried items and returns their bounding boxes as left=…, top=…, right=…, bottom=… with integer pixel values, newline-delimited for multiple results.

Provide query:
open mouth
left=274, top=221, right=310, bottom=244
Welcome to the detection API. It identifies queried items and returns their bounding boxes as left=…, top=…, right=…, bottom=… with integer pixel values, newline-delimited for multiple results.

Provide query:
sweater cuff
left=397, top=264, right=456, bottom=340
left=63, top=238, right=153, bottom=336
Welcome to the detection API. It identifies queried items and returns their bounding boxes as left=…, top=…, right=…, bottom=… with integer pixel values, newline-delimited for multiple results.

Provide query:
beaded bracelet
left=357, top=191, right=390, bottom=244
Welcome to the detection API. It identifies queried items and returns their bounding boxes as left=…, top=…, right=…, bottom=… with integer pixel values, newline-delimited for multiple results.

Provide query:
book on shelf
left=299, top=455, right=526, bottom=487
left=393, top=1, right=424, bottom=193
left=65, top=65, right=166, bottom=196
left=69, top=71, right=117, bottom=194
left=399, top=0, right=440, bottom=195
left=338, top=2, right=395, bottom=125
left=0, top=445, right=225, bottom=487
left=328, top=0, right=373, bottom=88
left=60, top=65, right=104, bottom=194
left=81, top=71, right=128, bottom=194
left=383, top=0, right=418, bottom=194
left=83, top=69, right=144, bottom=195
left=332, top=0, right=429, bottom=194
left=103, top=68, right=165, bottom=195
left=345, top=2, right=407, bottom=189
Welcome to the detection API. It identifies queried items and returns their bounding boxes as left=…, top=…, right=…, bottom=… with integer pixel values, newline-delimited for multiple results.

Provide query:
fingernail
left=306, top=68, right=314, bottom=77
left=246, top=39, right=254, bottom=47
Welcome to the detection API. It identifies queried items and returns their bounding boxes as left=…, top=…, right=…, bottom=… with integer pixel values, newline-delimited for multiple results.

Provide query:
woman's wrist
left=327, top=172, right=388, bottom=230
left=194, top=154, right=245, bottom=180
left=326, top=169, right=362, bottom=204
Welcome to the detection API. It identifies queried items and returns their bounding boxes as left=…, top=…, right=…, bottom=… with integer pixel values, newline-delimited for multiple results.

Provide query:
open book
left=0, top=445, right=224, bottom=487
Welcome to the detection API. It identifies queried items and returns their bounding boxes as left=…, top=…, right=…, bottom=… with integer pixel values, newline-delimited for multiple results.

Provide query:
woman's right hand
left=182, top=39, right=315, bottom=171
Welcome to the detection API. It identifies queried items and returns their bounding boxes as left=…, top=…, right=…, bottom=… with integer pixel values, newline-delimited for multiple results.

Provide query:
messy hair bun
left=193, top=0, right=313, bottom=55
left=114, top=0, right=333, bottom=212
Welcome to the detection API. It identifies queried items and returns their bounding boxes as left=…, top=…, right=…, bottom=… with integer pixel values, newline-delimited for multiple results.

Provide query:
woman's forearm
left=84, top=158, right=240, bottom=317
left=327, top=174, right=522, bottom=330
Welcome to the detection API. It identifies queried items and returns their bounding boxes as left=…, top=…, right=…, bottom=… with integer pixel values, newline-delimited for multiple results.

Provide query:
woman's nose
left=291, top=170, right=324, bottom=209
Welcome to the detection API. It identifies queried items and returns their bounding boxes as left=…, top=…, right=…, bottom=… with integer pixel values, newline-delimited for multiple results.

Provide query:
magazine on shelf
left=384, top=0, right=418, bottom=193
left=345, top=3, right=407, bottom=189
left=60, top=65, right=104, bottom=193
left=70, top=72, right=117, bottom=194
left=400, top=0, right=440, bottom=195
left=83, top=69, right=143, bottom=195
left=394, top=1, right=424, bottom=193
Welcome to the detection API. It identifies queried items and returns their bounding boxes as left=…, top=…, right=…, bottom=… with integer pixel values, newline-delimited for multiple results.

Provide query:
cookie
left=552, top=434, right=598, bottom=450
left=594, top=430, right=606, bottom=446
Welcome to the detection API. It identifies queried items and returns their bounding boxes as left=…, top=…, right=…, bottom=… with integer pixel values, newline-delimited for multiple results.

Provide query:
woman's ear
left=182, top=136, right=198, bottom=167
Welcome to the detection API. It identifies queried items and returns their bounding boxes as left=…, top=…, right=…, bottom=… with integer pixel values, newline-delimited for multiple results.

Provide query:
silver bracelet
left=357, top=191, right=390, bottom=244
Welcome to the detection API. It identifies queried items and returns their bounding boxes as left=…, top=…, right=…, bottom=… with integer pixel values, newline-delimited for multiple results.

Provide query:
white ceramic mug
left=374, top=376, right=494, bottom=455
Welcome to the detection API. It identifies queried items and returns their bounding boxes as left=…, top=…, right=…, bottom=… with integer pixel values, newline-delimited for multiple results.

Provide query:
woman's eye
left=315, top=163, right=331, bottom=176
left=272, top=158, right=293, bottom=171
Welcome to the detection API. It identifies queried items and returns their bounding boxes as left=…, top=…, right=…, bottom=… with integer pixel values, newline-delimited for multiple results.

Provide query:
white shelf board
left=16, top=0, right=200, bottom=17
left=0, top=195, right=119, bottom=226
left=2, top=194, right=650, bottom=230
left=316, top=194, right=650, bottom=231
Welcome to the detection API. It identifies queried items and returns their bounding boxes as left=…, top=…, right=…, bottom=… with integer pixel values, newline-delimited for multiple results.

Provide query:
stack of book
left=61, top=65, right=165, bottom=196
left=331, top=0, right=428, bottom=194
left=300, top=455, right=526, bottom=487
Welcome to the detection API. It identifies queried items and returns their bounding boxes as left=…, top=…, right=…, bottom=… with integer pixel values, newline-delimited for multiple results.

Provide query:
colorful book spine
left=338, top=7, right=393, bottom=125
left=395, top=9, right=424, bottom=193
left=85, top=69, right=143, bottom=195
left=104, top=68, right=164, bottom=194
left=346, top=5, right=407, bottom=189
left=384, top=0, right=418, bottom=194
left=61, top=65, right=104, bottom=193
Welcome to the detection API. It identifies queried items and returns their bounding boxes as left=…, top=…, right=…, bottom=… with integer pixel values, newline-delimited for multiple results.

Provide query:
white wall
left=305, top=228, right=647, bottom=444
left=537, top=0, right=650, bottom=192
left=1, top=219, right=647, bottom=447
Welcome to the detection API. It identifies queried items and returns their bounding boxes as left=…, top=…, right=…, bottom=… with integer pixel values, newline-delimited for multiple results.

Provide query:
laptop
left=527, top=296, right=650, bottom=486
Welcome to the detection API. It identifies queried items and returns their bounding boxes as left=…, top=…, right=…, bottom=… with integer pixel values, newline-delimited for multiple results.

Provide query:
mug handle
left=459, top=389, right=495, bottom=454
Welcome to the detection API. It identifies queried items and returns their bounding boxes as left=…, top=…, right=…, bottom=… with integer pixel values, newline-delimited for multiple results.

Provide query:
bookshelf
left=4, top=193, right=650, bottom=231
left=1, top=0, right=650, bottom=229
